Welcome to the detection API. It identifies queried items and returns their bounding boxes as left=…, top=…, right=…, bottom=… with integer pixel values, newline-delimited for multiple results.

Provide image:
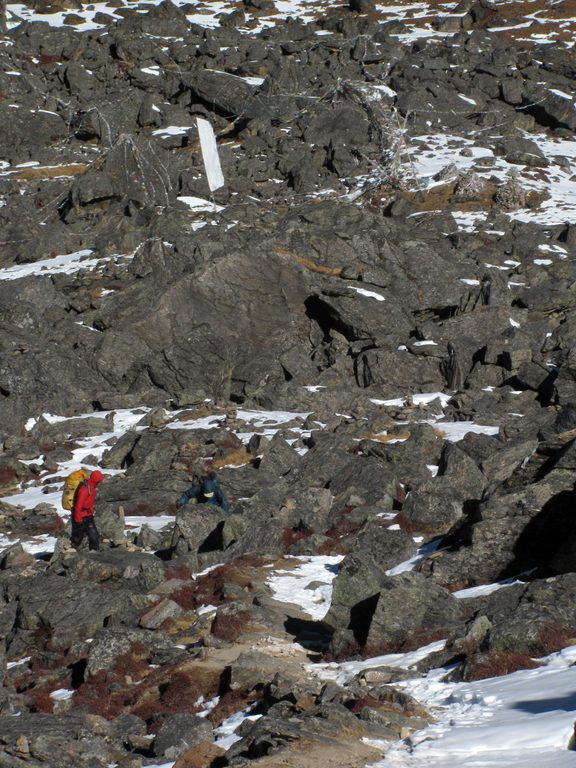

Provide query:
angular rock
left=364, top=571, right=462, bottom=651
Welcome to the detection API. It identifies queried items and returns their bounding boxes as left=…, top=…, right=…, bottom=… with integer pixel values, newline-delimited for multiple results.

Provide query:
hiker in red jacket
left=71, top=470, right=104, bottom=551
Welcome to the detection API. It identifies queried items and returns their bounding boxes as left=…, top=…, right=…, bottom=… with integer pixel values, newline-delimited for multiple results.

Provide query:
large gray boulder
left=61, top=549, right=166, bottom=592
left=170, top=505, right=229, bottom=556
left=8, top=573, right=137, bottom=651
left=86, top=626, right=173, bottom=677
left=365, top=571, right=462, bottom=651
left=153, top=713, right=213, bottom=759
left=323, top=551, right=386, bottom=633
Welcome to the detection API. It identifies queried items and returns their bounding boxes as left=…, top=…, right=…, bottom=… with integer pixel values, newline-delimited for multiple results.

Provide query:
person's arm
left=179, top=484, right=200, bottom=507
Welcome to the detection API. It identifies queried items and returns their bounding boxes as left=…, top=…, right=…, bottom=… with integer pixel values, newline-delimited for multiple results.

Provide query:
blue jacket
left=178, top=476, right=230, bottom=512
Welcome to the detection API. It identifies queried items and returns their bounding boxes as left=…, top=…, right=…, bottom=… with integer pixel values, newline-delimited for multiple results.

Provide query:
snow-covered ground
left=369, top=647, right=576, bottom=768
left=266, top=555, right=343, bottom=620
left=262, top=551, right=576, bottom=766
left=263, top=556, right=576, bottom=768
left=407, top=130, right=576, bottom=230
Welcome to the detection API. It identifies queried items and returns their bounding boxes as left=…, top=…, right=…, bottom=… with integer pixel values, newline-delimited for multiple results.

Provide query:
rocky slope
left=1, top=0, right=576, bottom=765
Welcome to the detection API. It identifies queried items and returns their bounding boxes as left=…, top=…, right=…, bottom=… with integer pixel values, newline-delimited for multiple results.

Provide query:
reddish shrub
left=159, top=672, right=206, bottom=710
left=171, top=554, right=268, bottom=611
left=72, top=672, right=104, bottom=708
left=170, top=584, right=198, bottom=611
left=131, top=669, right=213, bottom=727
left=24, top=667, right=79, bottom=714
left=280, top=525, right=313, bottom=553
left=0, top=468, right=18, bottom=486
left=211, top=610, right=252, bottom=642
left=208, top=688, right=261, bottom=726
left=466, top=651, right=541, bottom=681
left=72, top=669, right=125, bottom=719
left=38, top=53, right=64, bottom=64
left=322, top=506, right=363, bottom=543
left=164, top=564, right=193, bottom=581
left=28, top=686, right=56, bottom=714
left=537, top=624, right=576, bottom=655
left=112, top=642, right=151, bottom=682
left=72, top=645, right=163, bottom=721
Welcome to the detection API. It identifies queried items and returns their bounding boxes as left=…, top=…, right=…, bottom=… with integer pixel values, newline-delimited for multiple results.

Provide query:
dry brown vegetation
left=212, top=447, right=251, bottom=469
left=369, top=178, right=549, bottom=219
left=3, top=164, right=87, bottom=180
left=208, top=688, right=262, bottom=727
left=0, top=467, right=19, bottom=489
left=537, top=624, right=576, bottom=655
left=170, top=554, right=268, bottom=610
left=273, top=246, right=343, bottom=276
left=211, top=609, right=254, bottom=642
left=71, top=652, right=221, bottom=727
left=113, top=642, right=152, bottom=682
left=360, top=431, right=411, bottom=444
left=466, top=651, right=542, bottom=681
left=280, top=524, right=314, bottom=553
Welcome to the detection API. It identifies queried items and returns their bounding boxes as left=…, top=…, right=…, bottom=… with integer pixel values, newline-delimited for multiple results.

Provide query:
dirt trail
left=234, top=736, right=383, bottom=768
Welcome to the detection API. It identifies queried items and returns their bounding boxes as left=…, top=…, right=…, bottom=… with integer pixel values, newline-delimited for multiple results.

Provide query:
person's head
left=90, top=470, right=104, bottom=485
left=201, top=474, right=218, bottom=498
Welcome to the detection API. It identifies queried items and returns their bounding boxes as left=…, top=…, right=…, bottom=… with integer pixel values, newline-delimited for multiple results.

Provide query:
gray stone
left=153, top=713, right=213, bottom=759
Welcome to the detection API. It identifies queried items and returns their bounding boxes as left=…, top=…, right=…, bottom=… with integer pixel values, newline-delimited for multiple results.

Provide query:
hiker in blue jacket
left=178, top=470, right=230, bottom=512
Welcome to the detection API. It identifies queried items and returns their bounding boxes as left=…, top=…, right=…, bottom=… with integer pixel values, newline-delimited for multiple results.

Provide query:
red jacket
left=72, top=471, right=103, bottom=523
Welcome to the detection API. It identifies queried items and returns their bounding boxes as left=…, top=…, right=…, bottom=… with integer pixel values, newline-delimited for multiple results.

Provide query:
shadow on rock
left=497, top=485, right=576, bottom=580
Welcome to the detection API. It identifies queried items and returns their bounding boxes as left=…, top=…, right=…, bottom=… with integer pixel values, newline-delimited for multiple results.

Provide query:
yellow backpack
left=61, top=468, right=90, bottom=510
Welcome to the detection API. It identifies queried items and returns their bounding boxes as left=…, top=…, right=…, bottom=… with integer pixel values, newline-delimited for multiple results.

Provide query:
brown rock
left=139, top=597, right=183, bottom=629
left=173, top=740, right=225, bottom=768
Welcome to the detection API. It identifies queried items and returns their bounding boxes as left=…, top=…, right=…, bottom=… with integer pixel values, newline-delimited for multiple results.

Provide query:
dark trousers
left=71, top=517, right=100, bottom=551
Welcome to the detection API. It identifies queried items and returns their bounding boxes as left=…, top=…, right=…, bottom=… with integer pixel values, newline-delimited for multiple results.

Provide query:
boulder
left=86, top=626, right=172, bottom=677
left=323, top=552, right=386, bottom=633
left=154, top=713, right=213, bottom=759
left=170, top=505, right=229, bottom=556
left=364, top=571, right=462, bottom=652
left=61, top=549, right=166, bottom=592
